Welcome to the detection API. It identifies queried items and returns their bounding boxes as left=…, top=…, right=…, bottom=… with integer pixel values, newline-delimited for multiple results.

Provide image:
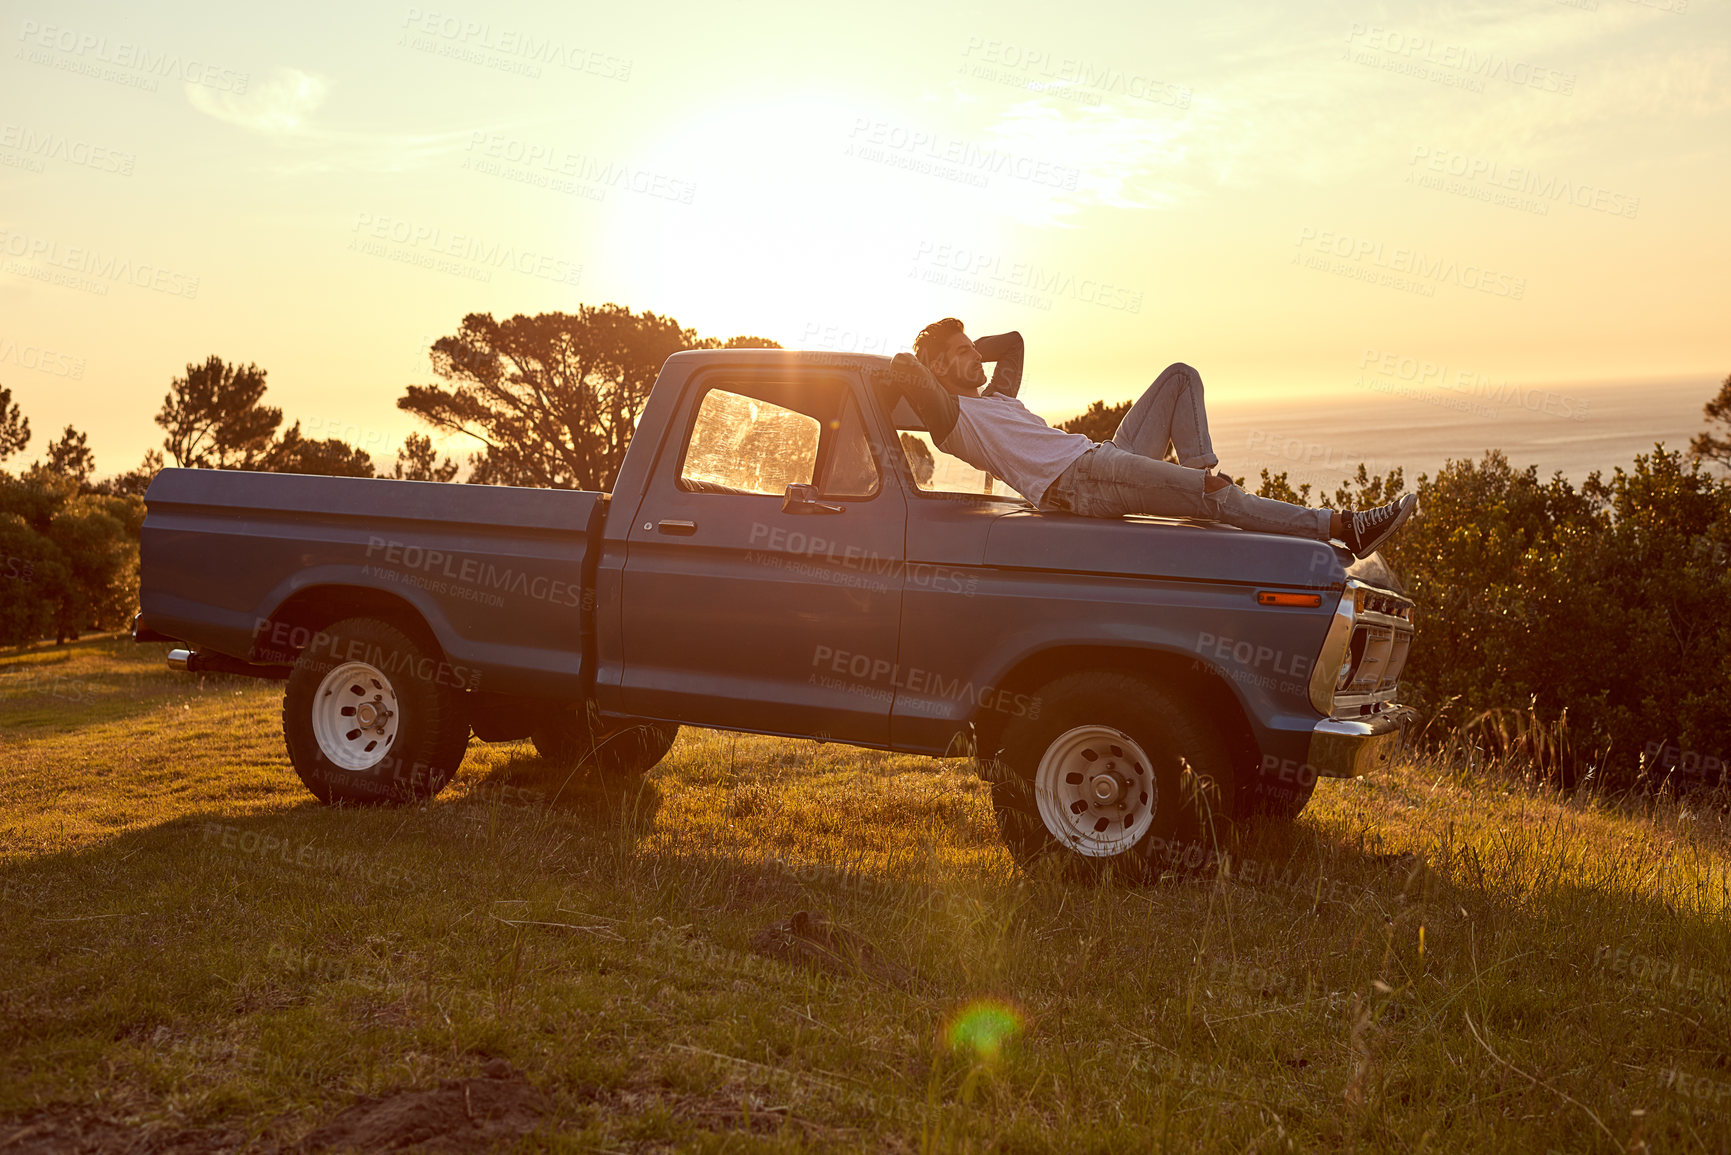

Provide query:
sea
left=1202, top=374, right=1720, bottom=497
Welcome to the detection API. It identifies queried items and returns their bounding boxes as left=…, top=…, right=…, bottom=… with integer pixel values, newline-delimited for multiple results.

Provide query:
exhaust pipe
left=164, top=648, right=291, bottom=681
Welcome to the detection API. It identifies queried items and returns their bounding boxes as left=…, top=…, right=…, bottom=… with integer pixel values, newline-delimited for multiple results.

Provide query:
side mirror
left=782, top=483, right=844, bottom=515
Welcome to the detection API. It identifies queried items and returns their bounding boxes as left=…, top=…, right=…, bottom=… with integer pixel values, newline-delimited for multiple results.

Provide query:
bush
left=48, top=498, right=139, bottom=639
left=0, top=512, right=72, bottom=647
left=0, top=469, right=143, bottom=646
left=1300, top=448, right=1731, bottom=792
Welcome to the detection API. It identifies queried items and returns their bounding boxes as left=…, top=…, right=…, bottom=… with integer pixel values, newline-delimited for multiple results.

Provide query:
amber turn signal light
left=1257, top=591, right=1323, bottom=607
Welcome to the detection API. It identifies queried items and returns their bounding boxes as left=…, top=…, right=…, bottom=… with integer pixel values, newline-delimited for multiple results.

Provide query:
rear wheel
left=282, top=617, right=470, bottom=804
left=531, top=707, right=678, bottom=779
left=986, top=671, right=1234, bottom=875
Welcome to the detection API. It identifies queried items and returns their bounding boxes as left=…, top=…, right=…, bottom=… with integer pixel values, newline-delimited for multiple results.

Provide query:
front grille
left=1335, top=593, right=1415, bottom=712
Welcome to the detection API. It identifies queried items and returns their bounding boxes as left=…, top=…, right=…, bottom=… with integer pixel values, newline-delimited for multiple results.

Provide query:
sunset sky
left=2, top=0, right=1726, bottom=478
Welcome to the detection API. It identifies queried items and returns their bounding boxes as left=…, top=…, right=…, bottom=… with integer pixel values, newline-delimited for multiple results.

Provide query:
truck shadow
left=454, top=742, right=666, bottom=829
left=1139, top=816, right=1438, bottom=902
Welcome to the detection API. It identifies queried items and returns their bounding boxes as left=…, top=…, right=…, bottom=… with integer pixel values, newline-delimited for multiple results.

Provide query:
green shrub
left=0, top=511, right=72, bottom=647
left=0, top=470, right=142, bottom=646
left=1294, top=448, right=1731, bottom=791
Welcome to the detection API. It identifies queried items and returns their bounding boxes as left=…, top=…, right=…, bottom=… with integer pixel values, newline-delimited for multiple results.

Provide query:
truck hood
left=983, top=509, right=1352, bottom=587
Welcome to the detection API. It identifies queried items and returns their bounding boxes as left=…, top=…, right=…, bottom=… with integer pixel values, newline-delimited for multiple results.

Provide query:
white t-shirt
left=940, top=393, right=1096, bottom=504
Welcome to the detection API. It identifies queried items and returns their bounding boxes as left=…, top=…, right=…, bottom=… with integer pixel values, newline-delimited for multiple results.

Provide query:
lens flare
left=944, top=998, right=1023, bottom=1062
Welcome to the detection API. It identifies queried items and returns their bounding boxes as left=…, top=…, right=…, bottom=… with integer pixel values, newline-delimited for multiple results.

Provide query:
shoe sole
left=1351, top=493, right=1418, bottom=559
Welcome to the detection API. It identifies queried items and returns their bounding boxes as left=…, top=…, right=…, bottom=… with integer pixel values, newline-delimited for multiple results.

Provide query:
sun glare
left=944, top=998, right=1024, bottom=1063
left=597, top=91, right=1024, bottom=351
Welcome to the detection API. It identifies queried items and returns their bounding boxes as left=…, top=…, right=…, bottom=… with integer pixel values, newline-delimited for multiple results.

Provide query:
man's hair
left=913, top=317, right=965, bottom=369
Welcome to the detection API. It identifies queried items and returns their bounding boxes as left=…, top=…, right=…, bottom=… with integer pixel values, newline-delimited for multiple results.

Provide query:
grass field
left=2, top=636, right=1730, bottom=1152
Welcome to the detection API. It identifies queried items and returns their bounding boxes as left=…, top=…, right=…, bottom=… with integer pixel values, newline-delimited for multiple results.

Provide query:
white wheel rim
left=1034, top=725, right=1158, bottom=858
left=311, top=660, right=401, bottom=772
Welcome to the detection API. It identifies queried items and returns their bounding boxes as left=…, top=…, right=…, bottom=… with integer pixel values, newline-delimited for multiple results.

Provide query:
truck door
left=873, top=381, right=1035, bottom=754
left=616, top=367, right=908, bottom=746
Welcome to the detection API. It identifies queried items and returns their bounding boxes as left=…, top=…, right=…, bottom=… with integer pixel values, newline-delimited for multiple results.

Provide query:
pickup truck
left=135, top=348, right=1417, bottom=870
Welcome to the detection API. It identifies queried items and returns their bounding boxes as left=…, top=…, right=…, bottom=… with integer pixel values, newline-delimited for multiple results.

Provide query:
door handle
left=657, top=520, right=697, bottom=535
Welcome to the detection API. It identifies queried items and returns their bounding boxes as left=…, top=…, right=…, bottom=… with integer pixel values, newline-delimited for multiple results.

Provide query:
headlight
left=1336, top=629, right=1367, bottom=691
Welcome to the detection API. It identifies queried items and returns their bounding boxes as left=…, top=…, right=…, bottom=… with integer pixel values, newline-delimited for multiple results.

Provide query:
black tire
left=985, top=671, right=1236, bottom=876
left=531, top=706, right=677, bottom=778
left=282, top=617, right=470, bottom=805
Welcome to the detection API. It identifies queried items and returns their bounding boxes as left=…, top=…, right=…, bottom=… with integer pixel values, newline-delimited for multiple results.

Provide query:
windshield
left=873, top=373, right=1031, bottom=503
left=894, top=430, right=1031, bottom=502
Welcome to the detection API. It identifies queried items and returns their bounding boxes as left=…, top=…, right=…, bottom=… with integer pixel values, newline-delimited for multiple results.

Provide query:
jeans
left=1111, top=361, right=1219, bottom=469
left=1040, top=363, right=1333, bottom=542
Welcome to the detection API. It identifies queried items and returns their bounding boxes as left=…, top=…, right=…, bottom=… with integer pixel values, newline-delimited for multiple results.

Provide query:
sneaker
left=1341, top=493, right=1418, bottom=559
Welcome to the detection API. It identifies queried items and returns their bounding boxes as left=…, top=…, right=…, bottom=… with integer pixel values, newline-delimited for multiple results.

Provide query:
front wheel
left=282, top=617, right=470, bottom=804
left=986, top=671, right=1234, bottom=875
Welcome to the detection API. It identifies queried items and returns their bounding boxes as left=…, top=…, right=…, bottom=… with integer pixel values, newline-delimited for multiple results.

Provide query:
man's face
left=935, top=330, right=987, bottom=391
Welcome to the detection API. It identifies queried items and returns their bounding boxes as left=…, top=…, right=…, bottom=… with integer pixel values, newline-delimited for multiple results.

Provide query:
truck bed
left=138, top=469, right=605, bottom=699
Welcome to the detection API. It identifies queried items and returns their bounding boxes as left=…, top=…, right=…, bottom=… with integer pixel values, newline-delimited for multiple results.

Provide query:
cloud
left=953, top=2, right=1730, bottom=224
left=186, top=68, right=330, bottom=134
left=183, top=67, right=479, bottom=174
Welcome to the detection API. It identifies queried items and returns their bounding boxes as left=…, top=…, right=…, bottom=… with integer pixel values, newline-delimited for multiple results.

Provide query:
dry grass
left=2, top=635, right=1729, bottom=1152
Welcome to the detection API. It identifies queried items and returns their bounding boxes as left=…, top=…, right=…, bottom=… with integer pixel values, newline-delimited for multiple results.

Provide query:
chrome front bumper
left=1308, top=706, right=1419, bottom=778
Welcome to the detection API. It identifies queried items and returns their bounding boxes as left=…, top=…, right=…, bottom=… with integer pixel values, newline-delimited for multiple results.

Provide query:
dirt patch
left=577, top=1083, right=863, bottom=1145
left=0, top=1111, right=245, bottom=1154
left=750, top=910, right=913, bottom=987
left=297, top=1058, right=550, bottom=1152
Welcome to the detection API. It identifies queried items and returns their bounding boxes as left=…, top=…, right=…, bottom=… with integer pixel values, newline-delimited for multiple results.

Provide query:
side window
left=680, top=389, right=821, bottom=495
left=817, top=392, right=880, bottom=498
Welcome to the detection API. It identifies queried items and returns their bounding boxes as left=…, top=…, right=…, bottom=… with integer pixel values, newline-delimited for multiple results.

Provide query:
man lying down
left=887, top=317, right=1417, bottom=560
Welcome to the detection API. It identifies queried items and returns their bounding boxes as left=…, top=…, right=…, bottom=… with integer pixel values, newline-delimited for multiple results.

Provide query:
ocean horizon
left=1199, top=373, right=1721, bottom=497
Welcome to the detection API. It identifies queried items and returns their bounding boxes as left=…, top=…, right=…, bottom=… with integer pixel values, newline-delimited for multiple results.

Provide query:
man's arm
left=888, top=353, right=959, bottom=443
left=973, top=331, right=1024, bottom=398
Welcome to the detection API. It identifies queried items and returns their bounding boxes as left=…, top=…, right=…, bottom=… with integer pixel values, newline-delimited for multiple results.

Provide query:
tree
left=153, top=357, right=377, bottom=479
left=0, top=389, right=144, bottom=646
left=1325, top=461, right=1406, bottom=513
left=46, top=496, right=134, bottom=643
left=155, top=356, right=281, bottom=468
left=0, top=465, right=146, bottom=646
left=44, top=425, right=95, bottom=486
left=398, top=306, right=780, bottom=491
left=94, top=450, right=164, bottom=498
left=1246, top=469, right=1314, bottom=506
left=0, top=463, right=74, bottom=533
left=1688, top=371, right=1731, bottom=470
left=1060, top=399, right=1132, bottom=441
left=0, top=511, right=71, bottom=646
left=262, top=422, right=377, bottom=477
left=390, top=433, right=459, bottom=482
left=0, top=384, right=30, bottom=462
